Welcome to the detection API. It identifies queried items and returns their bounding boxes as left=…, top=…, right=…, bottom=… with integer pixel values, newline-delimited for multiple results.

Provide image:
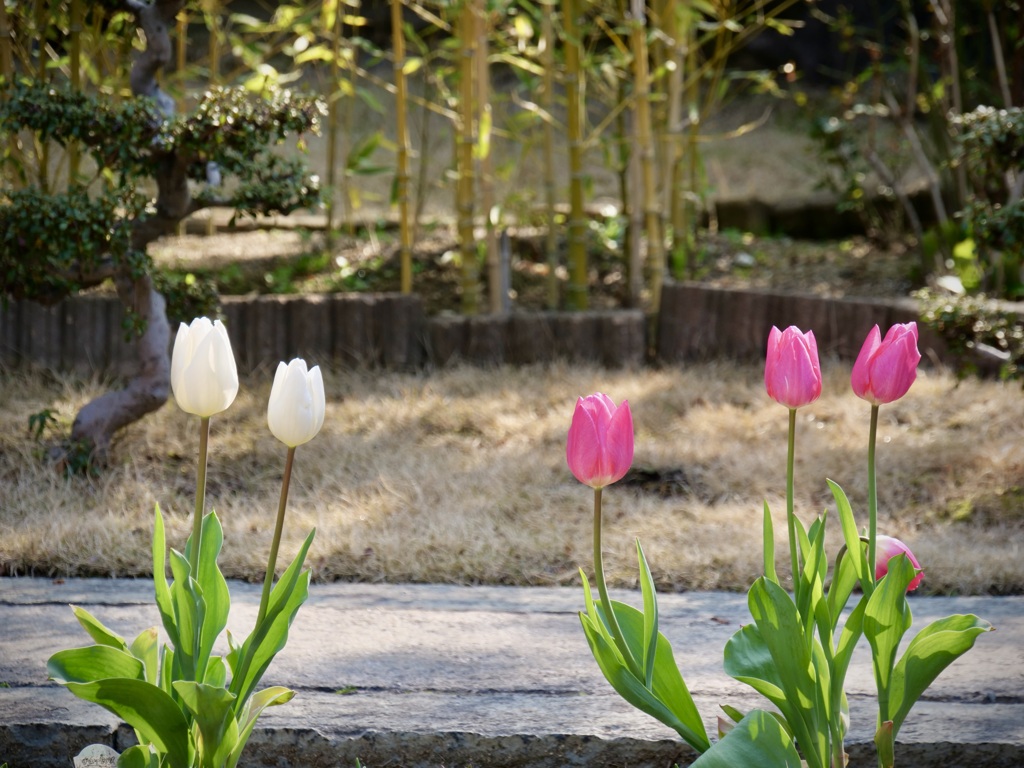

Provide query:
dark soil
left=152, top=219, right=922, bottom=316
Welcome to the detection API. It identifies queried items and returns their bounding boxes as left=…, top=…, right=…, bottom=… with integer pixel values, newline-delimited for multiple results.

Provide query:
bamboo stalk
left=630, top=0, right=663, bottom=319
left=613, top=0, right=639, bottom=307
left=67, top=0, right=82, bottom=184
left=985, top=4, right=1012, bottom=108
left=681, top=17, right=700, bottom=275
left=662, top=0, right=686, bottom=276
left=175, top=9, right=188, bottom=234
left=457, top=1, right=479, bottom=315
left=540, top=2, right=558, bottom=309
left=562, top=0, right=587, bottom=310
left=0, top=0, right=23, bottom=190
left=34, top=0, right=50, bottom=193
left=326, top=0, right=341, bottom=234
left=343, top=1, right=360, bottom=234
left=622, top=86, right=642, bottom=308
left=475, top=0, right=501, bottom=314
left=391, top=0, right=413, bottom=294
left=933, top=0, right=967, bottom=210
left=0, top=3, right=11, bottom=80
left=205, top=0, right=220, bottom=236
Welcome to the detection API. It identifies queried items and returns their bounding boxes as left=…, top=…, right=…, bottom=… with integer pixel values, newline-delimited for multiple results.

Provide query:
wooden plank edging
left=0, top=286, right=960, bottom=374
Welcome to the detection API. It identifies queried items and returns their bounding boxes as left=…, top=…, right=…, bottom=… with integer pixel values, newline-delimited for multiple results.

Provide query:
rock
left=73, top=744, right=120, bottom=768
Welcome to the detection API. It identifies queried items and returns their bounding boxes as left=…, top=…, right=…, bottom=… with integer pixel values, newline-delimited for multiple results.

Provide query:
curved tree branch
left=68, top=0, right=184, bottom=461
left=129, top=0, right=186, bottom=118
left=69, top=273, right=171, bottom=460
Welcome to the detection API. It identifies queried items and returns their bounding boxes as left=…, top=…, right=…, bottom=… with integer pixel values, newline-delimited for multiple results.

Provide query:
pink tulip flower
left=764, top=326, right=822, bottom=409
left=851, top=323, right=921, bottom=405
left=566, top=393, right=634, bottom=489
left=875, top=534, right=924, bottom=591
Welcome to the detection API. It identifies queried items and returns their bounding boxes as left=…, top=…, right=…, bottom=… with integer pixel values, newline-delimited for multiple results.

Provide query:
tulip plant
left=572, top=322, right=993, bottom=768
left=47, top=317, right=326, bottom=768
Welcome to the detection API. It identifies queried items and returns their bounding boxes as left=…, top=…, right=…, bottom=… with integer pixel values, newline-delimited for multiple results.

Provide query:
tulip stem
left=188, top=416, right=211, bottom=577
left=593, top=487, right=643, bottom=681
left=258, top=446, right=296, bottom=627
left=867, top=404, right=879, bottom=585
left=786, top=407, right=800, bottom=594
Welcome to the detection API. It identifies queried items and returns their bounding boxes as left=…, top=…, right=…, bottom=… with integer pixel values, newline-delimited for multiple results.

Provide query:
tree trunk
left=67, top=0, right=187, bottom=462
left=69, top=274, right=171, bottom=460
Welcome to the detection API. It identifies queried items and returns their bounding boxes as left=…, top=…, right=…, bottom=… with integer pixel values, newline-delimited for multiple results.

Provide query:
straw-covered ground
left=1, top=360, right=1021, bottom=595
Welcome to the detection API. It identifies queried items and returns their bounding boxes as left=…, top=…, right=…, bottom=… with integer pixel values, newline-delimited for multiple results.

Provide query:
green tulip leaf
left=226, top=629, right=242, bottom=678
left=160, top=646, right=175, bottom=695
left=636, top=539, right=659, bottom=689
left=205, top=655, right=228, bottom=688
left=798, top=515, right=832, bottom=650
left=152, top=506, right=181, bottom=654
left=831, top=597, right=866, bottom=704
left=762, top=502, right=779, bottom=585
left=744, top=578, right=828, bottom=766
left=116, top=745, right=158, bottom=768
left=875, top=720, right=895, bottom=768
left=719, top=703, right=745, bottom=726
left=60, top=678, right=192, bottom=768
left=168, top=548, right=204, bottom=680
left=229, top=528, right=315, bottom=710
left=690, top=709, right=803, bottom=768
left=173, top=681, right=239, bottom=768
left=71, top=605, right=129, bottom=651
left=130, top=628, right=159, bottom=686
left=724, top=620, right=828, bottom=767
left=826, top=544, right=861, bottom=628
left=827, top=480, right=871, bottom=595
left=228, top=686, right=295, bottom=768
left=580, top=571, right=614, bottom=650
left=48, top=646, right=145, bottom=684
left=579, top=605, right=710, bottom=753
left=888, top=613, right=993, bottom=738
left=266, top=528, right=316, bottom=615
left=724, top=623, right=786, bottom=705
left=193, top=512, right=231, bottom=678
left=864, top=554, right=915, bottom=720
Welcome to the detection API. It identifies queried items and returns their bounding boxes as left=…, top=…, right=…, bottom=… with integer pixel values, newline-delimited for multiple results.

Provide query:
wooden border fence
left=0, top=283, right=949, bottom=375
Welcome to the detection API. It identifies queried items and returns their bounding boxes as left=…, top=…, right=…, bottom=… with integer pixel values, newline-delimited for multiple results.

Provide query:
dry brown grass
left=2, top=360, right=1022, bottom=595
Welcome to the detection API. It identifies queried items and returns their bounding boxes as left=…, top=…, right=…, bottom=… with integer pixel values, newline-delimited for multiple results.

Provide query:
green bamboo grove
left=1, top=0, right=807, bottom=316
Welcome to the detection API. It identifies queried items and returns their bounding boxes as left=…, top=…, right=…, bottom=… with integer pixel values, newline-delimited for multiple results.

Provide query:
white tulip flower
left=267, top=358, right=325, bottom=447
left=170, top=317, right=239, bottom=418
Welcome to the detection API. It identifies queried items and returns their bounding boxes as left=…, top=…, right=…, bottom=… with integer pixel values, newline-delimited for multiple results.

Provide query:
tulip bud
left=851, top=323, right=921, bottom=405
left=764, top=326, right=822, bottom=409
left=171, top=317, right=239, bottom=418
left=566, top=393, right=634, bottom=489
left=875, top=534, right=924, bottom=592
left=268, top=358, right=326, bottom=447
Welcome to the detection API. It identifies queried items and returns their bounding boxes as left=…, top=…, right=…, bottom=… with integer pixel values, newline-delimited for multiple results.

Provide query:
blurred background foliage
left=1, top=0, right=1023, bottom=376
